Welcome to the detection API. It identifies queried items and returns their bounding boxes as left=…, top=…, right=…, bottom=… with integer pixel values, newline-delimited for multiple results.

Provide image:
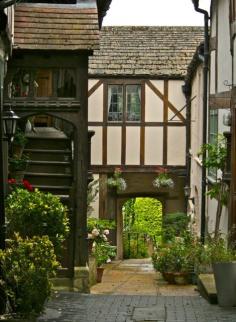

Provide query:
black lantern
left=2, top=108, right=19, bottom=142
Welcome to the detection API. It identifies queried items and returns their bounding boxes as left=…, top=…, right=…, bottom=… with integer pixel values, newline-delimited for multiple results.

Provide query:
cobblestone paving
left=38, top=292, right=236, bottom=322
left=37, top=259, right=236, bottom=322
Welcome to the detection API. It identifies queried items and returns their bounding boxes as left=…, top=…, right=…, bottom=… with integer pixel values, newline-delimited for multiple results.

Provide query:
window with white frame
left=108, top=84, right=141, bottom=122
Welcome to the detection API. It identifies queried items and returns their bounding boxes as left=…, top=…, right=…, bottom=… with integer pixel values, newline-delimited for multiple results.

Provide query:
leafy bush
left=133, top=197, right=162, bottom=238
left=162, top=212, right=190, bottom=242
left=0, top=235, right=58, bottom=317
left=87, top=217, right=116, bottom=232
left=152, top=238, right=195, bottom=273
left=6, top=188, right=69, bottom=257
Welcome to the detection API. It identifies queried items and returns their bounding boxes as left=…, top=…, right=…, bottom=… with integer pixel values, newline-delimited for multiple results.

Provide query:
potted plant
left=9, top=154, right=29, bottom=182
left=206, top=237, right=236, bottom=307
left=107, top=167, right=127, bottom=192
left=153, top=167, right=174, bottom=189
left=94, top=241, right=116, bottom=282
left=12, top=128, right=28, bottom=158
left=152, top=237, right=195, bottom=284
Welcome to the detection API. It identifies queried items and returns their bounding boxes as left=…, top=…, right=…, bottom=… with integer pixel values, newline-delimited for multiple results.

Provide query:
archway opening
left=122, top=197, right=163, bottom=259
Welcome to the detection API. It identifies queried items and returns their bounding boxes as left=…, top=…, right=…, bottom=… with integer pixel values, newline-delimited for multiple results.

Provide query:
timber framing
left=88, top=78, right=187, bottom=169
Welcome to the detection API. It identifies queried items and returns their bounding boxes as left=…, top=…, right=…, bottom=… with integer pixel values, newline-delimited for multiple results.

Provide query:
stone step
left=197, top=274, right=217, bottom=304
left=25, top=172, right=73, bottom=186
left=24, top=148, right=71, bottom=162
left=27, top=160, right=72, bottom=174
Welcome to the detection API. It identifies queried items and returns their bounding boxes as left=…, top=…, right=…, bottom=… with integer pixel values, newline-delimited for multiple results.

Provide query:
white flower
left=103, top=229, right=110, bottom=235
left=102, top=234, right=108, bottom=241
left=91, top=228, right=100, bottom=237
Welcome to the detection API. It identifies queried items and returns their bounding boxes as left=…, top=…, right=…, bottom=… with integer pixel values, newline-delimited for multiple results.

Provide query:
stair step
left=27, top=161, right=72, bottom=173
left=25, top=149, right=71, bottom=154
left=29, top=160, right=71, bottom=165
left=26, top=138, right=71, bottom=150
left=25, top=172, right=72, bottom=178
left=32, top=185, right=71, bottom=195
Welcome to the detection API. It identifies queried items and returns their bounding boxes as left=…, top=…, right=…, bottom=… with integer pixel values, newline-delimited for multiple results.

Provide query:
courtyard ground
left=38, top=259, right=236, bottom=322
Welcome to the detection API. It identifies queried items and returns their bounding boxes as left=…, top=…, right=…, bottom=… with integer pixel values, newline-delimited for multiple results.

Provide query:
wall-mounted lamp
left=2, top=107, right=19, bottom=142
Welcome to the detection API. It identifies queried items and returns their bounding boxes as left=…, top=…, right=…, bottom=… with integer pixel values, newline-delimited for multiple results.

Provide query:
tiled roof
left=89, top=26, right=204, bottom=77
left=14, top=2, right=100, bottom=51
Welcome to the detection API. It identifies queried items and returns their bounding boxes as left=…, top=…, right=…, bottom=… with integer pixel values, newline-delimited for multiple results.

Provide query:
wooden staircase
left=24, top=127, right=73, bottom=203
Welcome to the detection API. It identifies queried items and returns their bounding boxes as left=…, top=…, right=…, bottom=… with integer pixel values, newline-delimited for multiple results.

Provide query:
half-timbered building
left=88, top=26, right=203, bottom=257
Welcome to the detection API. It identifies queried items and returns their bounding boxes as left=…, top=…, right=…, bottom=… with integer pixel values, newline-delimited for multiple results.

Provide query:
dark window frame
left=106, top=80, right=143, bottom=124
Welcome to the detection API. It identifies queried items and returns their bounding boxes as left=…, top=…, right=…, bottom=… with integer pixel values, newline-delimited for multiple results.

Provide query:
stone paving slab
left=37, top=292, right=236, bottom=322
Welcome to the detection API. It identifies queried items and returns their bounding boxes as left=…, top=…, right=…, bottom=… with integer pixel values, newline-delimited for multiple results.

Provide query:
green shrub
left=87, top=217, right=116, bottom=232
left=94, top=242, right=116, bottom=267
left=0, top=235, right=58, bottom=317
left=6, top=188, right=69, bottom=257
left=162, top=212, right=190, bottom=242
left=133, top=197, right=162, bottom=238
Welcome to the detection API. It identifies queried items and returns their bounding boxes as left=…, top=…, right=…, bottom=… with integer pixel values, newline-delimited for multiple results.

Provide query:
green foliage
left=13, top=128, right=28, bottom=147
left=107, top=168, right=127, bottom=191
left=199, top=135, right=227, bottom=171
left=0, top=235, right=58, bottom=316
left=133, top=198, right=162, bottom=238
left=87, top=217, right=116, bottom=232
left=9, top=154, right=29, bottom=171
left=6, top=188, right=69, bottom=257
left=162, top=212, right=190, bottom=242
left=94, top=242, right=116, bottom=267
left=123, top=199, right=135, bottom=230
left=152, top=238, right=195, bottom=273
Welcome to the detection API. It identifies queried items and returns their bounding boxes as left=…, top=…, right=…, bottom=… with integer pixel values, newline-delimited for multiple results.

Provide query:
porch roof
left=14, top=2, right=100, bottom=51
left=89, top=26, right=204, bottom=78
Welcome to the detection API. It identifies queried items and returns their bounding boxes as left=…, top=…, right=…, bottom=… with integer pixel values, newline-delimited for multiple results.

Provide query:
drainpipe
left=192, top=0, right=210, bottom=242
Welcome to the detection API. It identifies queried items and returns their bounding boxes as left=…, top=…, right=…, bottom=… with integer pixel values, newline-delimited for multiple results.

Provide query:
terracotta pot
left=96, top=267, right=104, bottom=283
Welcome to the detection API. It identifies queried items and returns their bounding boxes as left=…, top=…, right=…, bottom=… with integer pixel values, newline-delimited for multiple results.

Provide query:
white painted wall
left=167, top=127, right=186, bottom=165
left=126, top=127, right=140, bottom=165
left=168, top=80, right=186, bottom=119
left=145, top=82, right=164, bottom=122
left=145, top=127, right=163, bottom=165
left=217, top=0, right=232, bottom=93
left=189, top=66, right=203, bottom=236
left=107, top=127, right=122, bottom=164
left=89, top=126, right=103, bottom=165
left=210, top=51, right=216, bottom=95
left=88, top=80, right=103, bottom=122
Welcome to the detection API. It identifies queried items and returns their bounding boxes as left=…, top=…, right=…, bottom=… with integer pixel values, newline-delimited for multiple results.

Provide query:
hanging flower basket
left=107, top=168, right=127, bottom=192
left=153, top=169, right=174, bottom=189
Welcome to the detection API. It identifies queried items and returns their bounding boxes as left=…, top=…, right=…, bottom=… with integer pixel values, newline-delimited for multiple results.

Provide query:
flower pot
left=96, top=267, right=104, bottom=283
left=173, top=272, right=190, bottom=285
left=213, top=261, right=236, bottom=307
left=162, top=272, right=176, bottom=284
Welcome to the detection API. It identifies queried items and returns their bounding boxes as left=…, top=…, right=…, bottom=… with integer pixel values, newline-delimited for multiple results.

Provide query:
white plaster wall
left=145, top=81, right=164, bottom=122
left=167, top=127, right=186, bottom=165
left=211, top=0, right=217, bottom=38
left=145, top=127, right=163, bottom=165
left=189, top=66, right=204, bottom=235
left=207, top=197, right=228, bottom=235
left=89, top=126, right=103, bottom=165
left=89, top=174, right=100, bottom=218
left=210, top=51, right=216, bottom=95
left=217, top=0, right=232, bottom=93
left=88, top=80, right=103, bottom=122
left=168, top=80, right=186, bottom=120
left=126, top=127, right=140, bottom=165
left=107, top=127, right=122, bottom=164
